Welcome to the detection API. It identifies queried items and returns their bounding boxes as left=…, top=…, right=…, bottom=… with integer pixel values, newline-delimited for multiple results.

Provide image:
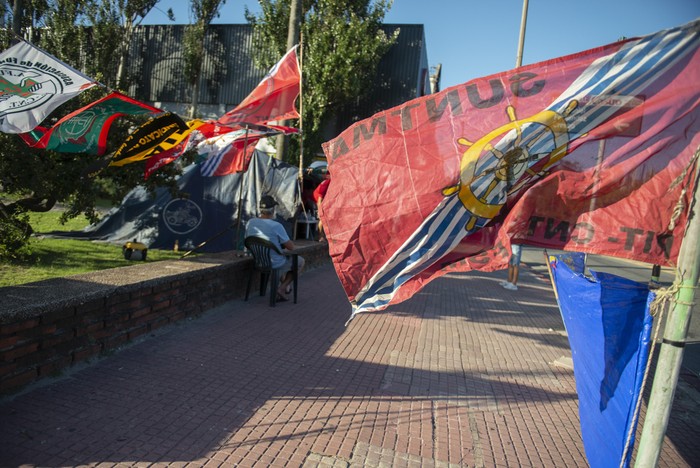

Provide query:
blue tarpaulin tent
left=50, top=150, right=300, bottom=252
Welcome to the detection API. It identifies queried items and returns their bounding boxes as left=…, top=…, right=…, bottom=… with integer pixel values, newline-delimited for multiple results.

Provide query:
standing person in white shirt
left=501, top=243, right=521, bottom=291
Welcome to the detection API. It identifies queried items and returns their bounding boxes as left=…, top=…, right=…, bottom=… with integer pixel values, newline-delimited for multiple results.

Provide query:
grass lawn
left=0, top=209, right=184, bottom=287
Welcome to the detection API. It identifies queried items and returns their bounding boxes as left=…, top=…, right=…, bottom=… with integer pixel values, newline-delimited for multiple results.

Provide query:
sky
left=143, top=0, right=700, bottom=90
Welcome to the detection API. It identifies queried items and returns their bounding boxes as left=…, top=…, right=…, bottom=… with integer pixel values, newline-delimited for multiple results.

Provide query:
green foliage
left=184, top=0, right=222, bottom=86
left=0, top=209, right=32, bottom=261
left=246, top=0, right=398, bottom=166
left=38, top=1, right=91, bottom=68
left=0, top=0, right=181, bottom=255
left=184, top=0, right=226, bottom=117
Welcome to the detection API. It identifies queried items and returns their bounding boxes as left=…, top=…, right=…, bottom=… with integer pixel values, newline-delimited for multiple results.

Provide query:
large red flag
left=321, top=20, right=700, bottom=319
left=217, top=46, right=300, bottom=126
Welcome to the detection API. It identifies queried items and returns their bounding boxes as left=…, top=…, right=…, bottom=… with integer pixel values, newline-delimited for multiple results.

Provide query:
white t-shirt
left=245, top=218, right=289, bottom=268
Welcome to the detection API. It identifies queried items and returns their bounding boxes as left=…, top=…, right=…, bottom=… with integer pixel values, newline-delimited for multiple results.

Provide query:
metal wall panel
left=126, top=23, right=429, bottom=131
left=127, top=24, right=266, bottom=107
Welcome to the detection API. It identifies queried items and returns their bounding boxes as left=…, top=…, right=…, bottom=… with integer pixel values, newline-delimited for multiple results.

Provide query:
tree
left=0, top=0, right=182, bottom=259
left=245, top=0, right=397, bottom=166
left=77, top=1, right=159, bottom=89
left=183, top=0, right=225, bottom=119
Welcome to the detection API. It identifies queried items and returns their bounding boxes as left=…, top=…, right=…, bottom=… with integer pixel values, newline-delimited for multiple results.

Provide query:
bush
left=0, top=211, right=32, bottom=260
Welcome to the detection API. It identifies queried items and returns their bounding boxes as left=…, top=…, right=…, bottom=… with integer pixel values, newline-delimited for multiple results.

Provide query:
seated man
left=245, top=195, right=305, bottom=301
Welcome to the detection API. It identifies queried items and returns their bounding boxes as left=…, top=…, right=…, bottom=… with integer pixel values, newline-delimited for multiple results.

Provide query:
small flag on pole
left=0, top=41, right=97, bottom=133
left=217, top=46, right=300, bottom=126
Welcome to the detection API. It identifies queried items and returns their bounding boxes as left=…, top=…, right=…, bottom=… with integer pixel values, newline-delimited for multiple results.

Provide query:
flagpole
left=635, top=149, right=700, bottom=466
left=515, top=0, right=529, bottom=67
left=234, top=125, right=250, bottom=252
left=298, top=32, right=304, bottom=181
left=275, top=0, right=302, bottom=162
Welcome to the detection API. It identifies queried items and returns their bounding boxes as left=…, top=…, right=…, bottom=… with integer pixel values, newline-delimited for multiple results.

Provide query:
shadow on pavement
left=1, top=261, right=697, bottom=466
left=0, top=264, right=581, bottom=466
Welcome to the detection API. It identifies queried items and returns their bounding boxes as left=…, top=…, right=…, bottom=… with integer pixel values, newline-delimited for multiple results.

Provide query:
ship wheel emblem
left=443, top=101, right=578, bottom=231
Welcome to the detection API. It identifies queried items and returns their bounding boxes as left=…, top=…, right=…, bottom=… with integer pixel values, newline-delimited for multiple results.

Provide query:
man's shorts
left=280, top=255, right=305, bottom=275
left=509, top=244, right=522, bottom=266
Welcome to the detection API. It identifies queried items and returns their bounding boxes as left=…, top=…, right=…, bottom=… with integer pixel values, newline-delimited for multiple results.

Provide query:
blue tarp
left=550, top=257, right=654, bottom=468
left=48, top=151, right=300, bottom=252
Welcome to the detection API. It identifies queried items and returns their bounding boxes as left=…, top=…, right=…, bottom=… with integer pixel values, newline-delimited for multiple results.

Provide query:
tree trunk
left=116, top=16, right=133, bottom=91
left=12, top=0, right=22, bottom=42
left=275, top=0, right=302, bottom=162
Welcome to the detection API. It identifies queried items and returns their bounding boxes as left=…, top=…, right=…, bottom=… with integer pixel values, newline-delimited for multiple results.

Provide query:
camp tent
left=53, top=150, right=300, bottom=253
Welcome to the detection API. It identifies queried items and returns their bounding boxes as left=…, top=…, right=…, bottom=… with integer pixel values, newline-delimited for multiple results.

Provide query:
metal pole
left=515, top=0, right=529, bottom=68
left=635, top=162, right=700, bottom=466
left=234, top=126, right=251, bottom=251
left=298, top=31, right=304, bottom=181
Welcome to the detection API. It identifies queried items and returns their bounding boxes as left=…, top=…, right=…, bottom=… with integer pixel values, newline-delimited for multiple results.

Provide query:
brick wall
left=0, top=244, right=329, bottom=395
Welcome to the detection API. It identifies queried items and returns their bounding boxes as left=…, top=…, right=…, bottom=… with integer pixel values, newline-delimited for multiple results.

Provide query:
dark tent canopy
left=53, top=151, right=300, bottom=253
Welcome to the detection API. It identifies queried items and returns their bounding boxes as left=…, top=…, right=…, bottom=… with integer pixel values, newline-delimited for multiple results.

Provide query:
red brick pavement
left=1, top=263, right=698, bottom=467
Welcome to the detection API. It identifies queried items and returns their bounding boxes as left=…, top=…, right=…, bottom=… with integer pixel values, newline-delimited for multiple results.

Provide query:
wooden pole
left=275, top=0, right=302, bottom=162
left=634, top=157, right=699, bottom=466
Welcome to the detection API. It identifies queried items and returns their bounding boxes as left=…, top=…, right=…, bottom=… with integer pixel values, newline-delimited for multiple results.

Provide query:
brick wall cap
left=0, top=250, right=259, bottom=323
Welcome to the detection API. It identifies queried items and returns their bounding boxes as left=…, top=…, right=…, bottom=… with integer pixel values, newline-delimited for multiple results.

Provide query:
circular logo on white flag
left=0, top=65, right=62, bottom=117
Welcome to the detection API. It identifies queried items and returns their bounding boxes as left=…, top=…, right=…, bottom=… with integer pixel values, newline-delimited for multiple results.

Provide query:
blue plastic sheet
left=555, top=251, right=586, bottom=274
left=551, top=257, right=654, bottom=468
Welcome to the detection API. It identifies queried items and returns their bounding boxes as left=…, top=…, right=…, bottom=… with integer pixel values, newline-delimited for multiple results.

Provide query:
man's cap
left=259, top=195, right=278, bottom=209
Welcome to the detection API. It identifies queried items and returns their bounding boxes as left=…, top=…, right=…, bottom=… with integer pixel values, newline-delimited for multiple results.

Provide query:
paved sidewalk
left=1, top=259, right=698, bottom=467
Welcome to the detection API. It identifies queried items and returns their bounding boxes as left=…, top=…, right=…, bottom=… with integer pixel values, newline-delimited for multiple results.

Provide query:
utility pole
left=275, top=0, right=301, bottom=162
left=515, top=0, right=529, bottom=67
left=635, top=155, right=699, bottom=466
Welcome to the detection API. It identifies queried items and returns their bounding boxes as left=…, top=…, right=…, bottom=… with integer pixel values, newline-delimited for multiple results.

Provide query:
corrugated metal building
left=125, top=23, right=433, bottom=141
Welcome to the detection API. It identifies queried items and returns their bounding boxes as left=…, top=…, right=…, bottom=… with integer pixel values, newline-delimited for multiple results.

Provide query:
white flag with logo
left=0, top=41, right=97, bottom=133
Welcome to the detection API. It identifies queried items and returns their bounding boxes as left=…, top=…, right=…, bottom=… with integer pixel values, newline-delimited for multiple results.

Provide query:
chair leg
left=260, top=272, right=268, bottom=297
left=292, top=269, right=298, bottom=304
left=245, top=269, right=253, bottom=301
left=292, top=256, right=298, bottom=304
left=269, top=270, right=279, bottom=307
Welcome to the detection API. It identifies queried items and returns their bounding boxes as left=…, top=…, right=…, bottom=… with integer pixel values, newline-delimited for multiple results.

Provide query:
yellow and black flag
left=109, top=112, right=189, bottom=167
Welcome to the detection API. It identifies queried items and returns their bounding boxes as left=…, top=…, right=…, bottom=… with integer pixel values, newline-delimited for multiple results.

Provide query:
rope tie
left=668, top=145, right=699, bottom=190
left=667, top=187, right=686, bottom=231
left=618, top=282, right=674, bottom=467
left=666, top=146, right=699, bottom=231
left=649, top=280, right=682, bottom=317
